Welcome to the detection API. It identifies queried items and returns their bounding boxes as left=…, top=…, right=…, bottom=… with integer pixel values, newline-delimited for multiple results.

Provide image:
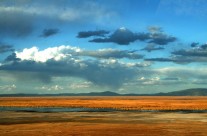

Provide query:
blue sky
left=0, top=0, right=207, bottom=94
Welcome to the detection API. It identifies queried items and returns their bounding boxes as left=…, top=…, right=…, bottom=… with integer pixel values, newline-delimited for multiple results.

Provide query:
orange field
left=0, top=96, right=207, bottom=110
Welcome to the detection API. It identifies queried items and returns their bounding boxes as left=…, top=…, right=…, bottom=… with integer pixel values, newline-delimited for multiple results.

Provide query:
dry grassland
left=0, top=96, right=207, bottom=110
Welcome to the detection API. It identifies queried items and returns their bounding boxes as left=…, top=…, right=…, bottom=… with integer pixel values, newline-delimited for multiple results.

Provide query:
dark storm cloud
left=4, top=53, right=20, bottom=62
left=89, top=28, right=150, bottom=45
left=77, top=30, right=110, bottom=38
left=148, top=33, right=177, bottom=45
left=146, top=42, right=207, bottom=64
left=0, top=44, right=14, bottom=54
left=141, top=44, right=164, bottom=52
left=0, top=9, right=34, bottom=37
left=172, top=44, right=207, bottom=57
left=40, top=28, right=59, bottom=38
left=146, top=26, right=176, bottom=45
left=86, top=27, right=176, bottom=45
left=201, top=43, right=207, bottom=49
left=89, top=28, right=139, bottom=45
left=0, top=58, right=141, bottom=88
left=145, top=58, right=174, bottom=62
left=172, top=49, right=207, bottom=57
left=191, top=42, right=199, bottom=47
left=136, top=33, right=151, bottom=41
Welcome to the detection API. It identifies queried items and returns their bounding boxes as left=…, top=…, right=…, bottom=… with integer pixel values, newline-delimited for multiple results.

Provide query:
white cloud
left=15, top=45, right=145, bottom=63
left=69, top=82, right=92, bottom=89
left=39, top=85, right=63, bottom=91
left=15, top=45, right=81, bottom=62
left=0, top=84, right=16, bottom=91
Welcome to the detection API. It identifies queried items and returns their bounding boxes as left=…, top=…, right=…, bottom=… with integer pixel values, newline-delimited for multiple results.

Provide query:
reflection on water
left=1, top=107, right=207, bottom=113
left=0, top=107, right=117, bottom=112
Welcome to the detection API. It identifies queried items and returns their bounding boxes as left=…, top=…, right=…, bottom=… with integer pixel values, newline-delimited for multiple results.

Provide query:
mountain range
left=1, top=88, right=207, bottom=97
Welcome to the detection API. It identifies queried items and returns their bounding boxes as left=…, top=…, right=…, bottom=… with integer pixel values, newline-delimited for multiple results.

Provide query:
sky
left=0, top=0, right=207, bottom=94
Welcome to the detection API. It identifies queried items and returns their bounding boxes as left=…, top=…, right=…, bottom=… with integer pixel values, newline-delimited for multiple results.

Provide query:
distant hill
left=0, top=88, right=207, bottom=97
left=0, top=91, right=120, bottom=97
left=155, top=88, right=207, bottom=96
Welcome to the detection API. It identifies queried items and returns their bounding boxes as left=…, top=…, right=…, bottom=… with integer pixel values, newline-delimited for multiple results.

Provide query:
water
left=0, top=107, right=117, bottom=112
left=1, top=107, right=207, bottom=113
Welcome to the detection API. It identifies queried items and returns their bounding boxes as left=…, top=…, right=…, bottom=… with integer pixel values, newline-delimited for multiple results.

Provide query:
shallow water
left=0, top=107, right=117, bottom=112
left=1, top=107, right=207, bottom=113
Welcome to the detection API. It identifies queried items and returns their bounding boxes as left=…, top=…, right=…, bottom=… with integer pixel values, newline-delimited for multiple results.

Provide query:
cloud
left=0, top=46, right=148, bottom=88
left=145, top=57, right=174, bottom=62
left=155, top=67, right=207, bottom=80
left=125, top=76, right=184, bottom=86
left=0, top=6, right=34, bottom=37
left=14, top=46, right=81, bottom=63
left=0, top=44, right=14, bottom=53
left=80, top=49, right=144, bottom=59
left=77, top=30, right=110, bottom=38
left=122, top=66, right=207, bottom=87
left=89, top=27, right=151, bottom=45
left=39, top=85, right=64, bottom=91
left=170, top=44, right=207, bottom=63
left=201, top=43, right=207, bottom=50
left=147, top=26, right=177, bottom=45
left=141, top=44, right=165, bottom=52
left=162, top=77, right=179, bottom=81
left=0, top=59, right=139, bottom=88
left=148, top=32, right=176, bottom=45
left=69, top=82, right=92, bottom=89
left=136, top=76, right=161, bottom=85
left=135, top=67, right=207, bottom=85
left=13, top=45, right=143, bottom=61
left=89, top=27, right=142, bottom=45
left=147, top=26, right=163, bottom=33
left=145, top=56, right=207, bottom=64
left=191, top=42, right=199, bottom=47
left=172, top=48, right=207, bottom=57
left=146, top=43, right=207, bottom=64
left=5, top=53, right=21, bottom=62
left=192, top=79, right=207, bottom=85
left=87, top=27, right=176, bottom=45
left=0, top=0, right=116, bottom=38
left=0, top=84, right=16, bottom=91
left=40, top=28, right=59, bottom=38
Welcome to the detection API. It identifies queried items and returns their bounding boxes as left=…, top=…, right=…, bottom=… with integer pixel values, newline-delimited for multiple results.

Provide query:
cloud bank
left=1, top=45, right=148, bottom=88
left=145, top=43, right=207, bottom=63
